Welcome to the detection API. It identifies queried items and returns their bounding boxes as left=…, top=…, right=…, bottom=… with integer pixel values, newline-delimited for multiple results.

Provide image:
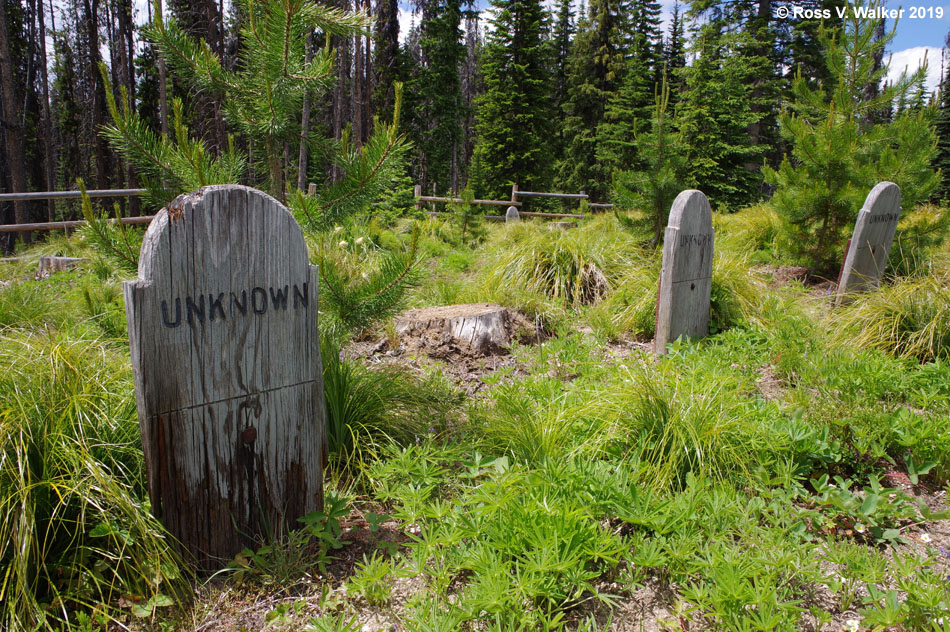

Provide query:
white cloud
left=886, top=46, right=944, bottom=96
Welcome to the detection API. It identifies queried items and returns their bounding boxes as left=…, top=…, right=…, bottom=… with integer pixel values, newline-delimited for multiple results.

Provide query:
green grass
left=0, top=330, right=186, bottom=629
left=2, top=213, right=950, bottom=630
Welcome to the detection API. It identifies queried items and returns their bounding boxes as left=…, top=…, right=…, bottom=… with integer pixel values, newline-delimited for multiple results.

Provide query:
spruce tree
left=765, top=12, right=939, bottom=272
left=470, top=0, right=555, bottom=198
left=556, top=0, right=633, bottom=199
left=675, top=25, right=762, bottom=209
left=595, top=0, right=662, bottom=177
left=413, top=0, right=467, bottom=194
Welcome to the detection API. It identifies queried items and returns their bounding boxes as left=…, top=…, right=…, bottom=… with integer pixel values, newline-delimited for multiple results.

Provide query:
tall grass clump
left=0, top=277, right=76, bottom=330
left=610, top=362, right=784, bottom=489
left=0, top=332, right=186, bottom=629
left=831, top=271, right=950, bottom=362
left=479, top=216, right=646, bottom=309
left=472, top=376, right=615, bottom=465
left=714, top=202, right=780, bottom=259
left=322, top=334, right=462, bottom=471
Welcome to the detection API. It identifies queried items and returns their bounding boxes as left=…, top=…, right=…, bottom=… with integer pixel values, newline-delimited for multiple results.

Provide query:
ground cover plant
left=2, top=199, right=950, bottom=631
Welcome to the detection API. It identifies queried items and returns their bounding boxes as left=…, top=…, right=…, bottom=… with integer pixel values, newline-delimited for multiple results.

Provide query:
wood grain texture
left=655, top=190, right=714, bottom=355
left=395, top=303, right=511, bottom=354
left=123, top=185, right=325, bottom=570
left=835, top=182, right=901, bottom=305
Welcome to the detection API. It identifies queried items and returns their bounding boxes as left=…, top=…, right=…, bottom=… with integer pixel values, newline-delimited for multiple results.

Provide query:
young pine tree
left=765, top=11, right=939, bottom=272
left=612, top=71, right=686, bottom=247
left=470, top=0, right=555, bottom=199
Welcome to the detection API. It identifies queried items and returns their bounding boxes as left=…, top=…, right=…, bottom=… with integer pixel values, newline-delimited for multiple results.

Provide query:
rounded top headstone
left=505, top=205, right=520, bottom=222
left=667, top=189, right=712, bottom=234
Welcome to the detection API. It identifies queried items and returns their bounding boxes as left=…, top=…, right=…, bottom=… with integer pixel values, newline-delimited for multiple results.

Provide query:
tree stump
left=395, top=303, right=514, bottom=355
left=548, top=222, right=577, bottom=230
left=38, top=256, right=86, bottom=277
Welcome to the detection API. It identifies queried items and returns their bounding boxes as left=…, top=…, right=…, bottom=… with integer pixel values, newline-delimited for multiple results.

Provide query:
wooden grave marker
left=835, top=182, right=901, bottom=306
left=655, top=190, right=714, bottom=354
left=124, top=185, right=325, bottom=569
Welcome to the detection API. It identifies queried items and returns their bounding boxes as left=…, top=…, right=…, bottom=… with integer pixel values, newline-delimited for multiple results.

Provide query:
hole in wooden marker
left=690, top=282, right=695, bottom=291
left=242, top=427, right=257, bottom=443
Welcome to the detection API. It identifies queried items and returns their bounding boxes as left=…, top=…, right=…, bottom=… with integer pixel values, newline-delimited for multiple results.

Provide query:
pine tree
left=556, top=0, right=633, bottom=199
left=675, top=25, right=762, bottom=209
left=612, top=71, right=686, bottom=247
left=469, top=0, right=555, bottom=198
left=765, top=12, right=939, bottom=272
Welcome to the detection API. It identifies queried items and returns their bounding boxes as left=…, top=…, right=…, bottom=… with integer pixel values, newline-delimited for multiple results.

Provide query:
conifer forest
left=2, top=0, right=950, bottom=629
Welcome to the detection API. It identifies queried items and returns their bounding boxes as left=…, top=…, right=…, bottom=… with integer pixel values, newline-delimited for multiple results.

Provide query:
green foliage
left=148, top=0, right=365, bottom=194
left=766, top=9, right=939, bottom=272
left=610, top=72, right=686, bottom=247
left=675, top=25, right=763, bottom=209
left=0, top=332, right=186, bottom=629
left=229, top=492, right=349, bottom=583
left=347, top=552, right=398, bottom=605
left=470, top=0, right=555, bottom=199
left=317, top=225, right=421, bottom=334
left=830, top=270, right=950, bottom=362
left=99, top=71, right=246, bottom=209
left=321, top=333, right=462, bottom=467
left=446, top=187, right=487, bottom=246
left=289, top=87, right=412, bottom=232
left=77, top=179, right=142, bottom=275
left=480, top=216, right=641, bottom=308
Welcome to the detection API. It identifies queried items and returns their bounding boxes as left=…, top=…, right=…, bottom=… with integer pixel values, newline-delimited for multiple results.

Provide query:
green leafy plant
left=347, top=552, right=397, bottom=605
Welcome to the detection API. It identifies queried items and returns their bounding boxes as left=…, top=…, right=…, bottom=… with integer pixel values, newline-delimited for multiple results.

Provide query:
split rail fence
left=413, top=184, right=612, bottom=221
left=0, top=189, right=151, bottom=234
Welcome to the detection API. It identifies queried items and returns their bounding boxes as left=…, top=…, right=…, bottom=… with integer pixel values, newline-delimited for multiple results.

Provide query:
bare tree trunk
left=82, top=0, right=110, bottom=191
left=354, top=30, right=363, bottom=146
left=156, top=0, right=169, bottom=136
left=0, top=0, right=30, bottom=240
left=38, top=0, right=56, bottom=220
left=297, top=32, right=313, bottom=191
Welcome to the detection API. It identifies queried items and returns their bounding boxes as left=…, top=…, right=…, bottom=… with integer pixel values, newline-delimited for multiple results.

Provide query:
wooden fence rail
left=0, top=188, right=147, bottom=202
left=0, top=215, right=155, bottom=234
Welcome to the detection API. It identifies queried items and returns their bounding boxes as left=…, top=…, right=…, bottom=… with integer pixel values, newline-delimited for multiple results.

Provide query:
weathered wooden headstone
left=835, top=182, right=901, bottom=306
left=655, top=190, right=714, bottom=354
left=124, top=185, right=325, bottom=569
left=505, top=205, right=520, bottom=223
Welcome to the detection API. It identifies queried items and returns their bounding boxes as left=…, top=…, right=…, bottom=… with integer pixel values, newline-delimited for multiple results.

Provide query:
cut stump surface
left=395, top=303, right=532, bottom=356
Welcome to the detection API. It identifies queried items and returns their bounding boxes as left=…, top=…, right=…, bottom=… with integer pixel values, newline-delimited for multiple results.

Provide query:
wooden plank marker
left=655, top=190, right=714, bottom=354
left=505, top=205, right=520, bottom=222
left=835, top=182, right=901, bottom=306
left=124, top=185, right=325, bottom=569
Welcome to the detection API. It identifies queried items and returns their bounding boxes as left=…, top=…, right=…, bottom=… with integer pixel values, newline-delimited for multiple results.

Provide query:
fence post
left=511, top=184, right=519, bottom=205
left=414, top=185, right=422, bottom=212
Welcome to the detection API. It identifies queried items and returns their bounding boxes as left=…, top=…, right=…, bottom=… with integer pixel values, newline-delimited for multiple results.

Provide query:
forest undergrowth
left=1, top=206, right=950, bottom=631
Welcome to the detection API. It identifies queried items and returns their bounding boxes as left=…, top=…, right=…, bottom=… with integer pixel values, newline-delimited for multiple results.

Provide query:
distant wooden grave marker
left=835, top=182, right=901, bottom=305
left=505, top=205, right=520, bottom=222
left=124, top=185, right=325, bottom=569
left=655, top=190, right=714, bottom=354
